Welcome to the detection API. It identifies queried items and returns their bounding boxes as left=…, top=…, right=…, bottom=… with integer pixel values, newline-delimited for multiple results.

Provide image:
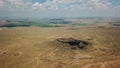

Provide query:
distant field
left=0, top=21, right=57, bottom=28
left=0, top=18, right=120, bottom=28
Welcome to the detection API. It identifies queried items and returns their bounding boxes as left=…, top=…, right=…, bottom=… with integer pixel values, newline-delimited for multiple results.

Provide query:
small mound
left=56, top=38, right=90, bottom=49
left=13, top=52, right=22, bottom=56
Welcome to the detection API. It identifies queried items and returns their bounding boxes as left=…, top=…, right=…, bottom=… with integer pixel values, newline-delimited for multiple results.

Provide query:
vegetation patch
left=0, top=23, right=30, bottom=28
left=30, top=22, right=56, bottom=27
left=50, top=21, right=72, bottom=24
left=72, top=23, right=87, bottom=26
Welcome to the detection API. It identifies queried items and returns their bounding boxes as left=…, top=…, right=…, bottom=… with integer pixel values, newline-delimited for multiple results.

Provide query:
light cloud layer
left=0, top=0, right=120, bottom=18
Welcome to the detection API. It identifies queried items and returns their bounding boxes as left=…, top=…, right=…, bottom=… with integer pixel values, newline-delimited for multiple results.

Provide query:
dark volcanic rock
left=56, top=38, right=90, bottom=49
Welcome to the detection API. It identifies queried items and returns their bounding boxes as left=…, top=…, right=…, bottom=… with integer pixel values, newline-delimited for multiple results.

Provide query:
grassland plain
left=0, top=26, right=120, bottom=68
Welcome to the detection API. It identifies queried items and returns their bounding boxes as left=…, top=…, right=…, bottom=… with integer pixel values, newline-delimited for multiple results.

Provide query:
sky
left=0, top=0, right=120, bottom=18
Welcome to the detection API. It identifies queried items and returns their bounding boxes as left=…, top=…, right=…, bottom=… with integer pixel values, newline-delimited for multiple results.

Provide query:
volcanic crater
left=56, top=37, right=90, bottom=50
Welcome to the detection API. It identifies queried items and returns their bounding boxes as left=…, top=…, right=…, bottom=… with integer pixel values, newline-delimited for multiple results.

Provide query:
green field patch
left=72, top=23, right=88, bottom=26
left=0, top=23, right=30, bottom=28
left=28, top=22, right=56, bottom=28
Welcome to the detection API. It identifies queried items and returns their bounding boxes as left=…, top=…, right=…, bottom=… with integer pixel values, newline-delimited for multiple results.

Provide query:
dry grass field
left=0, top=0, right=120, bottom=67
left=0, top=22, right=120, bottom=68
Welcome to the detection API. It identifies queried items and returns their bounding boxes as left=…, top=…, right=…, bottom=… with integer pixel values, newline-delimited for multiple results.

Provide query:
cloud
left=0, top=0, right=4, bottom=7
left=7, top=0, right=24, bottom=7
left=1, top=0, right=119, bottom=10
left=31, top=0, right=110, bottom=9
left=33, top=2, right=42, bottom=7
left=0, top=0, right=120, bottom=18
left=32, top=2, right=42, bottom=10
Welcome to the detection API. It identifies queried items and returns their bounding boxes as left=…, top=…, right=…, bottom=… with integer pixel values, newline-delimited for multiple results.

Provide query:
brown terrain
left=0, top=22, right=120, bottom=68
